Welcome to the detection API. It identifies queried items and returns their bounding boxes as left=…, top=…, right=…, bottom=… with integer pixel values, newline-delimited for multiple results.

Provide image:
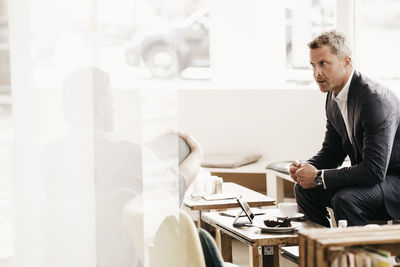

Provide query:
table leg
left=249, top=245, right=262, bottom=267
left=262, top=245, right=280, bottom=267
left=220, top=231, right=232, bottom=262
left=197, top=210, right=202, bottom=228
left=250, top=245, right=280, bottom=267
left=215, top=227, right=221, bottom=249
left=198, top=210, right=207, bottom=228
left=198, top=210, right=213, bottom=229
left=215, top=228, right=233, bottom=262
left=198, top=210, right=216, bottom=239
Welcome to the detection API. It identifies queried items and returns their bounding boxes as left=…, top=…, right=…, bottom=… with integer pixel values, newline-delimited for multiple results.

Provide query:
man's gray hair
left=308, top=30, right=352, bottom=59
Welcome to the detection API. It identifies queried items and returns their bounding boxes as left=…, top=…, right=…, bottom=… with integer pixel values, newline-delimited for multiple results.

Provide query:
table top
left=202, top=209, right=323, bottom=246
left=205, top=160, right=352, bottom=175
left=184, top=182, right=275, bottom=210
left=204, top=159, right=269, bottom=174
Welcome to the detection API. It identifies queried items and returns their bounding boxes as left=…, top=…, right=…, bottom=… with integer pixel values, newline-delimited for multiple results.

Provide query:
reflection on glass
left=125, top=7, right=209, bottom=79
left=43, top=67, right=183, bottom=267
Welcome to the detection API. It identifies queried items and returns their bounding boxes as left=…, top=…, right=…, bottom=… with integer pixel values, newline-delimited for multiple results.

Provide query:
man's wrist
left=314, top=170, right=323, bottom=186
left=321, top=170, right=327, bottom=189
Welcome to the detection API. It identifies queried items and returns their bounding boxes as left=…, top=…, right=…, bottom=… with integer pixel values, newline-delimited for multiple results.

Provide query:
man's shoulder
left=352, top=72, right=400, bottom=118
left=353, top=71, right=396, bottom=100
left=353, top=71, right=383, bottom=91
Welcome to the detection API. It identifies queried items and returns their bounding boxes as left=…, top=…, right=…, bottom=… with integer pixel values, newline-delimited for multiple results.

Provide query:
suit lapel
left=347, top=71, right=361, bottom=161
left=327, top=92, right=356, bottom=163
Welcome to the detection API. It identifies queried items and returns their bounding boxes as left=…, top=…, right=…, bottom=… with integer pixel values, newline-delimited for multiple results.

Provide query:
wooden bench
left=298, top=225, right=400, bottom=267
left=266, top=168, right=294, bottom=205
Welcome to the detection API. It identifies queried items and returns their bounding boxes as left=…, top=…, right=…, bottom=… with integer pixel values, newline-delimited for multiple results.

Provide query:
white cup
left=204, top=175, right=216, bottom=195
left=191, top=177, right=204, bottom=196
left=214, top=177, right=223, bottom=194
left=278, top=202, right=298, bottom=217
left=338, top=220, right=348, bottom=228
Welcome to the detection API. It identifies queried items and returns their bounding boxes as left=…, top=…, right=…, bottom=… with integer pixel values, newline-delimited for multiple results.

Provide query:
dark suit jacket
left=308, top=70, right=400, bottom=219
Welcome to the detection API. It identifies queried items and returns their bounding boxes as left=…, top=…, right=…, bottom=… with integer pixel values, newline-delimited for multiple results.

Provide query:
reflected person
left=45, top=67, right=202, bottom=267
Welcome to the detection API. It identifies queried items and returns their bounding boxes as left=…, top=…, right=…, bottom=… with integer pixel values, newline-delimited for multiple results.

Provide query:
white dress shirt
left=332, top=69, right=355, bottom=144
left=321, top=69, right=355, bottom=189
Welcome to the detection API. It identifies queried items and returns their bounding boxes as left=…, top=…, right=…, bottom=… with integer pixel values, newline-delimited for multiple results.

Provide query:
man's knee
left=294, top=183, right=303, bottom=194
left=331, top=189, right=354, bottom=210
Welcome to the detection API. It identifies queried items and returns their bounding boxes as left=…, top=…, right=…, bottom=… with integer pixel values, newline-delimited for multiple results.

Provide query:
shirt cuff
left=321, top=170, right=327, bottom=189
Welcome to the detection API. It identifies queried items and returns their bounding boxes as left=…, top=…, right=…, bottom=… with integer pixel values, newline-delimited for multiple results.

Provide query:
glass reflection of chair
left=123, top=190, right=239, bottom=267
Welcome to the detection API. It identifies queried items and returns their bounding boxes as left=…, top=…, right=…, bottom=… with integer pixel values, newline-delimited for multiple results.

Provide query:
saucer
left=259, top=226, right=296, bottom=233
left=269, top=210, right=304, bottom=220
left=253, top=222, right=296, bottom=233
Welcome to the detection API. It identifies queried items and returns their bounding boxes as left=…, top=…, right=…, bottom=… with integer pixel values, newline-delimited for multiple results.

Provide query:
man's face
left=95, top=84, right=115, bottom=132
left=309, top=45, right=350, bottom=95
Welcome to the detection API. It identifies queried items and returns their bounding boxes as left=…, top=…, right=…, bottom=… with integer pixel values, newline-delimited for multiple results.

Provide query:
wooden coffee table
left=184, top=182, right=275, bottom=227
left=202, top=210, right=323, bottom=267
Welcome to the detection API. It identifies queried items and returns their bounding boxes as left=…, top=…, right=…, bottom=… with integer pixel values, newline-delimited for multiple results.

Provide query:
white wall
left=178, top=89, right=327, bottom=162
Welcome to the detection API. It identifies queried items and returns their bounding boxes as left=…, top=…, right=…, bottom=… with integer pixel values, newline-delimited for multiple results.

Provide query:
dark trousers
left=294, top=183, right=391, bottom=227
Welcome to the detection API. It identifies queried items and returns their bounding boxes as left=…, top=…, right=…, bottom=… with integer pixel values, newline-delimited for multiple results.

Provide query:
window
left=116, top=0, right=338, bottom=89
left=285, top=0, right=336, bottom=87
left=356, top=0, right=400, bottom=94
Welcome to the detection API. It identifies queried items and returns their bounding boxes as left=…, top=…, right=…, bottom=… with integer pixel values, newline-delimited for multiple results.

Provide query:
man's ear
left=343, top=56, right=352, bottom=67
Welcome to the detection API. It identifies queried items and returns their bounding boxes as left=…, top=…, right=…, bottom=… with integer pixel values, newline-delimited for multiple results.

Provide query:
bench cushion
left=201, top=153, right=262, bottom=168
left=265, top=161, right=292, bottom=174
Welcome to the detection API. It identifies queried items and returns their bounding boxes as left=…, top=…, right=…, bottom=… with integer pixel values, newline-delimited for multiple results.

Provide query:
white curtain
left=8, top=0, right=181, bottom=266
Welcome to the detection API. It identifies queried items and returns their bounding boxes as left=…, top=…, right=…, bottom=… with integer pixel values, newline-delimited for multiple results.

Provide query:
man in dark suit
left=289, top=30, right=400, bottom=227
